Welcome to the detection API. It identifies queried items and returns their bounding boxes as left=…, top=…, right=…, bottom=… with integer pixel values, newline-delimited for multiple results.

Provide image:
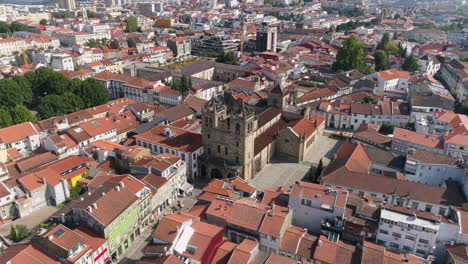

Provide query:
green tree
left=85, top=39, right=99, bottom=48
left=12, top=76, right=33, bottom=104
left=374, top=50, right=388, bottom=71
left=379, top=123, right=395, bottom=135
left=298, top=81, right=317, bottom=87
left=14, top=225, right=29, bottom=242
left=332, top=35, right=373, bottom=74
left=9, top=21, right=28, bottom=32
left=401, top=55, right=419, bottom=72
left=125, top=16, right=138, bottom=33
left=315, top=159, right=324, bottom=182
left=39, top=19, right=48, bottom=26
left=37, top=93, right=84, bottom=119
left=74, top=79, right=108, bottom=108
left=215, top=52, right=239, bottom=65
left=363, top=96, right=376, bottom=104
left=10, top=105, right=36, bottom=124
left=0, top=79, right=24, bottom=108
left=0, top=108, right=12, bottom=128
left=9, top=226, right=16, bottom=242
left=0, top=21, right=10, bottom=34
left=87, top=10, right=98, bottom=18
left=376, top=32, right=399, bottom=56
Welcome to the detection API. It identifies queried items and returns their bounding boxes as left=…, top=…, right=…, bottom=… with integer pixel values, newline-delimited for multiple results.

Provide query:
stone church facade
left=200, top=91, right=325, bottom=181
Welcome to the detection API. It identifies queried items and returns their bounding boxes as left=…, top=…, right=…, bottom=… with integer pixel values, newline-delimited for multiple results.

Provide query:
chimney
left=88, top=206, right=93, bottom=213
left=119, top=182, right=125, bottom=188
left=115, top=185, right=120, bottom=191
left=102, top=192, right=106, bottom=196
left=92, top=203, right=97, bottom=209
left=60, top=213, right=65, bottom=223
left=42, top=177, right=47, bottom=184
left=318, top=240, right=323, bottom=246
left=80, top=197, right=84, bottom=201
left=48, top=235, right=54, bottom=240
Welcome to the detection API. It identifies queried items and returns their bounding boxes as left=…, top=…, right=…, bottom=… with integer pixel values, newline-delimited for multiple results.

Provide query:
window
left=439, top=207, right=447, bottom=215
left=378, top=229, right=388, bottom=235
left=236, top=124, right=240, bottom=135
left=225, top=147, right=228, bottom=155
left=389, top=243, right=399, bottom=249
left=207, top=134, right=210, bottom=139
left=236, top=141, right=239, bottom=147
left=419, top=238, right=429, bottom=244
left=425, top=204, right=432, bottom=212
left=403, top=246, right=412, bottom=252
left=392, top=232, right=401, bottom=238
left=416, top=249, right=426, bottom=255
left=405, top=235, right=415, bottom=241
left=217, top=145, right=221, bottom=153
left=411, top=202, right=419, bottom=210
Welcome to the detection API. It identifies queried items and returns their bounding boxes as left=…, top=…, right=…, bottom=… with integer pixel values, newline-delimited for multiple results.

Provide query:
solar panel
left=54, top=228, right=65, bottom=237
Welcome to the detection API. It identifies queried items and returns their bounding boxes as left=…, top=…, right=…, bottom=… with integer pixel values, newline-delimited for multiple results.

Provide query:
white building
left=0, top=122, right=42, bottom=161
left=371, top=69, right=411, bottom=94
left=377, top=206, right=442, bottom=258
left=418, top=56, right=441, bottom=76
left=404, top=148, right=465, bottom=186
left=289, top=181, right=348, bottom=234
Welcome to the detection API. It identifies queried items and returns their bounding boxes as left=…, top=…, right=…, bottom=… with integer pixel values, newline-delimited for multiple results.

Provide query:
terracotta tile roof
left=211, top=240, right=237, bottom=264
left=322, top=143, right=371, bottom=176
left=378, top=69, right=410, bottom=81
left=79, top=117, right=115, bottom=137
left=280, top=226, right=316, bottom=259
left=257, top=107, right=282, bottom=128
left=261, top=186, right=289, bottom=207
left=446, top=243, right=468, bottom=264
left=288, top=115, right=325, bottom=139
left=156, top=104, right=195, bottom=123
left=227, top=239, right=258, bottom=264
left=407, top=148, right=459, bottom=166
left=134, top=124, right=202, bottom=153
left=184, top=95, right=207, bottom=111
left=393, top=128, right=444, bottom=150
left=291, top=181, right=348, bottom=209
left=226, top=202, right=265, bottom=231
left=45, top=224, right=83, bottom=251
left=137, top=255, right=185, bottom=264
left=361, top=241, right=425, bottom=264
left=181, top=221, right=224, bottom=261
left=16, top=152, right=59, bottom=173
left=153, top=213, right=197, bottom=243
left=93, top=70, right=155, bottom=89
left=7, top=245, right=61, bottom=264
left=88, top=186, right=138, bottom=226
left=254, top=119, right=288, bottom=155
left=313, top=235, right=359, bottom=264
left=0, top=122, right=40, bottom=145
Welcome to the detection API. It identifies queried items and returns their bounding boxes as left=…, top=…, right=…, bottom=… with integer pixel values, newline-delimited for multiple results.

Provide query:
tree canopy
left=374, top=50, right=389, bottom=71
left=125, top=16, right=138, bottom=33
left=0, top=67, right=108, bottom=125
left=332, top=35, right=373, bottom=74
left=401, top=55, right=419, bottom=72
left=39, top=19, right=48, bottom=25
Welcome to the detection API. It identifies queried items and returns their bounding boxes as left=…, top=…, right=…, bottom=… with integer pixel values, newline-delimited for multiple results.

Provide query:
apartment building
left=167, top=37, right=191, bottom=58
left=289, top=181, right=348, bottom=234
left=134, top=125, right=203, bottom=180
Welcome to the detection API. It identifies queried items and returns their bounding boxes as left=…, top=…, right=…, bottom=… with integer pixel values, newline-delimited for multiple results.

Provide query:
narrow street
left=118, top=187, right=202, bottom=264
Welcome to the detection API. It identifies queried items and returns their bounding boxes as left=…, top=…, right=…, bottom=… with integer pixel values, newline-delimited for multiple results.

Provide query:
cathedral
left=200, top=88, right=325, bottom=181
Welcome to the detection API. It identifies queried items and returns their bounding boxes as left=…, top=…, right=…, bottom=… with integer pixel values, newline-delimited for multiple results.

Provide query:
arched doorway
left=210, top=168, right=223, bottom=179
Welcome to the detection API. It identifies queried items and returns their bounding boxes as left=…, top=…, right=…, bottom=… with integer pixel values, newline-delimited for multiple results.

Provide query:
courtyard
left=249, top=132, right=346, bottom=191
